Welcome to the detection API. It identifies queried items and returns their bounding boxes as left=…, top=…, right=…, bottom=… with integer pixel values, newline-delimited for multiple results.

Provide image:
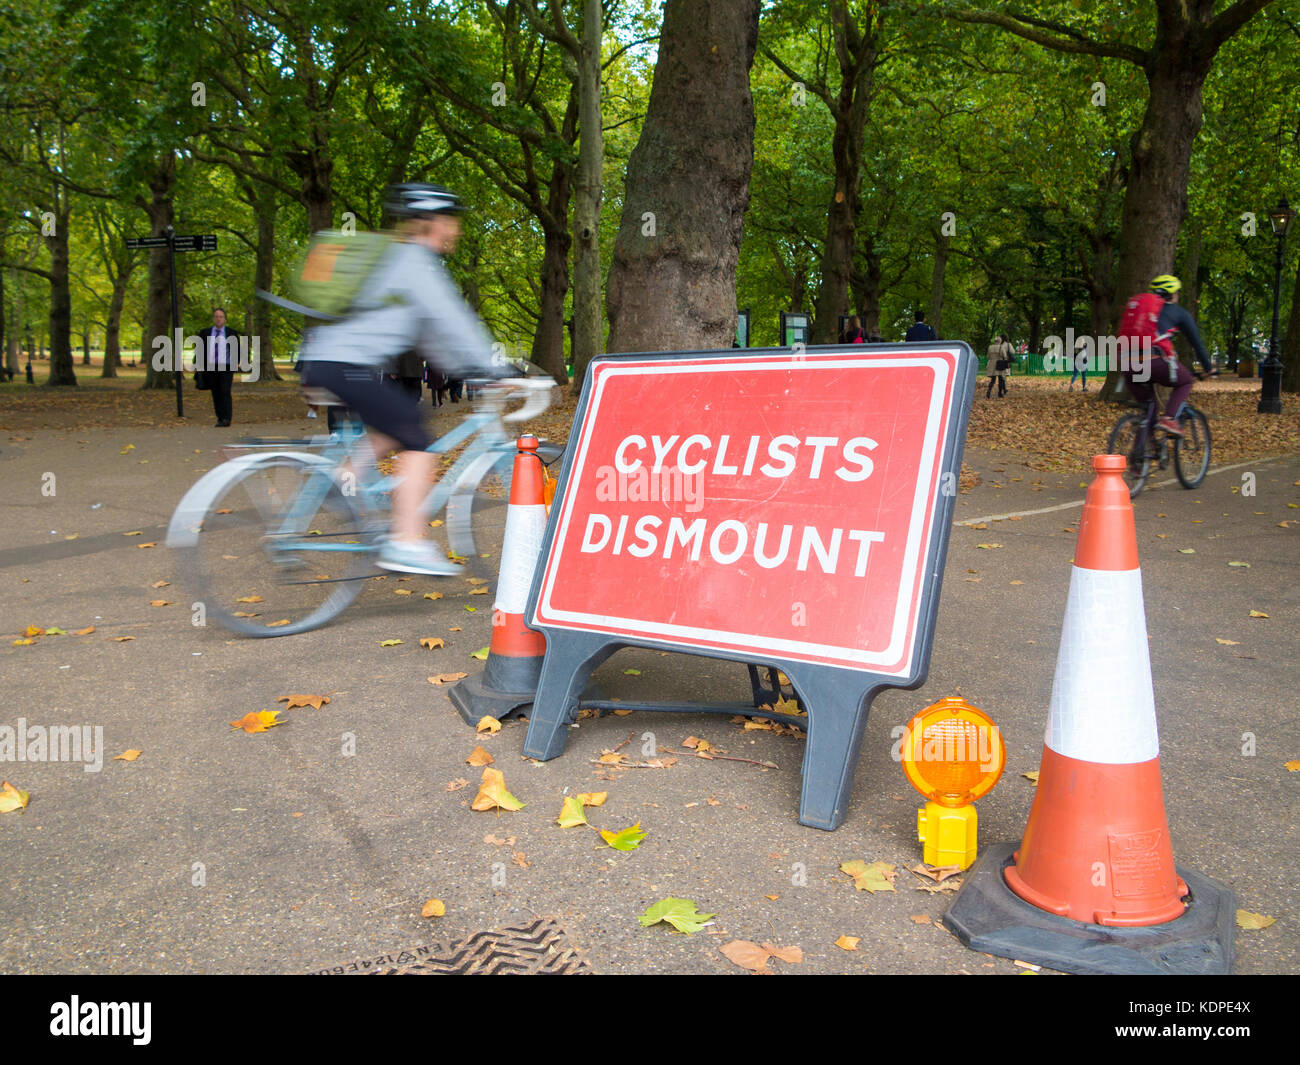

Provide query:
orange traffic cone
left=944, top=454, right=1235, bottom=973
left=448, top=436, right=549, bottom=724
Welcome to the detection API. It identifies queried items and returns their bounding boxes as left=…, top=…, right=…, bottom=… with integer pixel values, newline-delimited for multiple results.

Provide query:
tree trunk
left=1112, top=55, right=1212, bottom=314
left=44, top=208, right=77, bottom=386
left=82, top=330, right=90, bottom=365
left=1282, top=255, right=1300, bottom=393
left=1180, top=224, right=1203, bottom=318
left=533, top=223, right=572, bottom=382
left=142, top=158, right=176, bottom=390
left=569, top=0, right=603, bottom=386
left=929, top=231, right=949, bottom=338
left=853, top=235, right=883, bottom=335
left=605, top=0, right=761, bottom=353
left=0, top=268, right=6, bottom=376
left=253, top=185, right=280, bottom=380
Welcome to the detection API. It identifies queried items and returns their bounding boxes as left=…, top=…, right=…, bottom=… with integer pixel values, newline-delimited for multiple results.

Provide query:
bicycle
left=1105, top=381, right=1211, bottom=499
left=165, top=373, right=559, bottom=637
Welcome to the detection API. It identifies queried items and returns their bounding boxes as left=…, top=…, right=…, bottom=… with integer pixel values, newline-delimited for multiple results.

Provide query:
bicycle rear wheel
left=1106, top=412, right=1150, bottom=499
left=1174, top=408, right=1211, bottom=488
left=444, top=442, right=563, bottom=577
left=178, top=455, right=375, bottom=636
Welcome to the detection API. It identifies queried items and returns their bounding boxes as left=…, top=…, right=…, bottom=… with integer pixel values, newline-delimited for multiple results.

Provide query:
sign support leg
left=521, top=634, right=617, bottom=761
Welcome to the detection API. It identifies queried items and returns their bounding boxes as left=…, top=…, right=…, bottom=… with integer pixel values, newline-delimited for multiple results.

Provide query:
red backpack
left=1117, top=292, right=1174, bottom=373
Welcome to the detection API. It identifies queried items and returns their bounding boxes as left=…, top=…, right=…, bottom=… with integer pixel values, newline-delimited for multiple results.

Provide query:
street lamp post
left=1259, top=196, right=1296, bottom=414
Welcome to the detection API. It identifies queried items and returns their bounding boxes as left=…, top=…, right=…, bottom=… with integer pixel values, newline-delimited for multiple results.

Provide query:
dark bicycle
left=1106, top=382, right=1211, bottom=498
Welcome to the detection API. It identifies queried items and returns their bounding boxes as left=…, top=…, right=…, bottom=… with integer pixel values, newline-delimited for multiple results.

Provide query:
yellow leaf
left=23, top=625, right=44, bottom=637
left=428, top=519, right=444, bottom=528
left=476, top=717, right=502, bottom=734
left=466, top=746, right=494, bottom=766
left=394, top=588, right=413, bottom=596
left=114, top=750, right=142, bottom=762
left=421, top=899, right=446, bottom=918
left=471, top=646, right=490, bottom=660
left=0, top=781, right=30, bottom=813
left=423, top=592, right=443, bottom=601
left=1215, top=638, right=1240, bottom=646
left=1235, top=909, right=1276, bottom=930
left=1022, top=770, right=1040, bottom=784
left=834, top=935, right=860, bottom=951
left=1249, top=610, right=1269, bottom=619
left=600, top=822, right=647, bottom=850
left=136, top=542, right=156, bottom=549
left=124, top=530, right=143, bottom=536
left=420, top=637, right=445, bottom=649
left=149, top=600, right=171, bottom=607
left=266, top=619, right=290, bottom=627
left=575, top=792, right=607, bottom=806
left=277, top=694, right=330, bottom=710
left=151, top=580, right=169, bottom=588
left=469, top=587, right=489, bottom=596
left=471, top=767, right=525, bottom=812
left=556, top=795, right=589, bottom=828
left=12, top=638, right=34, bottom=646
left=379, top=638, right=403, bottom=646
left=1177, top=548, right=1195, bottom=554
left=428, top=672, right=468, bottom=685
left=73, top=626, right=95, bottom=636
left=467, top=577, right=489, bottom=585
left=744, top=720, right=773, bottom=731
left=1228, top=561, right=1250, bottom=568
left=230, top=710, right=282, bottom=734
left=975, top=543, right=1003, bottom=550
left=235, top=595, right=263, bottom=603
left=1284, top=761, right=1300, bottom=772
left=120, top=444, right=135, bottom=454
left=232, top=612, right=260, bottom=618
left=840, top=860, right=897, bottom=893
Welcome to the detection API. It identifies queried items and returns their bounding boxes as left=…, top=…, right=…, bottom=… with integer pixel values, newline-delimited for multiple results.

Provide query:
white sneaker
left=376, top=539, right=461, bottom=576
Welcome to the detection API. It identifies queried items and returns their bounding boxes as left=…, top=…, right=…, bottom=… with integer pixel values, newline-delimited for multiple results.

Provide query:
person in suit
left=905, top=310, right=937, bottom=342
left=197, top=307, right=236, bottom=426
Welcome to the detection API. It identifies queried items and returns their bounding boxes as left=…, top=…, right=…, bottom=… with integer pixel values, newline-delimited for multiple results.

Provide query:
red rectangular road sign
left=532, top=347, right=966, bottom=679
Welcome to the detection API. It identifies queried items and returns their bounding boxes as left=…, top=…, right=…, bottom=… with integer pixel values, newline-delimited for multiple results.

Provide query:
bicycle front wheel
left=1106, top=412, right=1150, bottom=499
left=172, top=454, right=375, bottom=636
left=1174, top=408, right=1211, bottom=489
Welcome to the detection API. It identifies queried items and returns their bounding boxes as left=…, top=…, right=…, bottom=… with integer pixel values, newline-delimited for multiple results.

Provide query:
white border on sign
left=535, top=350, right=959, bottom=675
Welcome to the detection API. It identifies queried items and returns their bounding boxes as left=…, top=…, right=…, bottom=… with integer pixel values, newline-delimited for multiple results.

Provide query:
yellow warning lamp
left=900, top=697, right=1005, bottom=870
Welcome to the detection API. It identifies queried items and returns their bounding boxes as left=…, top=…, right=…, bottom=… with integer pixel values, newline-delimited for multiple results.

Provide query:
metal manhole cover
left=313, top=917, right=589, bottom=975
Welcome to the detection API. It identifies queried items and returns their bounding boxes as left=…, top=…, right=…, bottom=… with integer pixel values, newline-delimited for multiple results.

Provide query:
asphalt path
left=1, top=408, right=1296, bottom=975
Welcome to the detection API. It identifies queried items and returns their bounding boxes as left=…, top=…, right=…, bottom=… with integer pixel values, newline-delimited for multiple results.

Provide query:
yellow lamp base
left=917, top=801, right=978, bottom=870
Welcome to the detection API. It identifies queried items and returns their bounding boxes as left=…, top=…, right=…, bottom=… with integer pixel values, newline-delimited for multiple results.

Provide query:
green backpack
left=289, top=229, right=393, bottom=317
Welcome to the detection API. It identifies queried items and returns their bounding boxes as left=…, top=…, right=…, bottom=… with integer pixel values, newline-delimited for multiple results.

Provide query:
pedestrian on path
left=1069, top=334, right=1090, bottom=391
left=986, top=334, right=1011, bottom=398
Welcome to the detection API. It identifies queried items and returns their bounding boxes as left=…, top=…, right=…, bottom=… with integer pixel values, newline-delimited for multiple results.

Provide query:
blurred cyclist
left=297, top=183, right=504, bottom=575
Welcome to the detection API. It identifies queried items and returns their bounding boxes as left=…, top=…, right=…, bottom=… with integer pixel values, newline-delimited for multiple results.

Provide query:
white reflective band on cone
left=494, top=504, right=548, bottom=616
left=1044, top=566, right=1159, bottom=765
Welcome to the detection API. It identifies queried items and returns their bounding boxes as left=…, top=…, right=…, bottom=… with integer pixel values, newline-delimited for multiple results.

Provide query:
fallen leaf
left=421, top=899, right=446, bottom=918
left=112, top=636, right=135, bottom=642
left=476, top=716, right=501, bottom=734
left=834, top=935, right=860, bottom=951
left=720, top=940, right=772, bottom=973
left=232, top=611, right=260, bottom=618
left=428, top=672, right=468, bottom=685
left=12, top=638, right=34, bottom=646
left=744, top=720, right=773, bottom=731
left=470, top=767, right=525, bottom=811
left=764, top=894, right=780, bottom=901
left=1249, top=610, right=1269, bottom=619
left=1284, top=760, right=1300, bottom=772
left=73, top=626, right=95, bottom=636
left=1215, top=638, right=1241, bottom=646
left=149, top=600, right=171, bottom=607
left=772, top=694, right=803, bottom=716
left=638, top=898, right=715, bottom=934
left=911, top=864, right=963, bottom=883
left=230, top=710, right=282, bottom=734
left=1009, top=580, right=1024, bottom=586
left=1228, top=561, right=1250, bottom=568
left=598, top=751, right=627, bottom=765
left=969, top=522, right=988, bottom=530
left=0, top=782, right=30, bottom=813
left=761, top=942, right=803, bottom=964
left=910, top=914, right=933, bottom=925
left=24, top=625, right=44, bottom=637
left=379, top=639, right=403, bottom=646
left=420, top=637, right=445, bottom=649
left=278, top=694, right=330, bottom=710
left=469, top=588, right=489, bottom=596
left=394, top=588, right=413, bottom=596
left=840, top=860, right=897, bottom=893
left=1022, top=770, right=1040, bottom=784
left=600, top=822, right=647, bottom=851
left=556, top=795, right=589, bottom=828
left=136, top=542, right=156, bottom=549
left=151, top=580, right=169, bottom=589
left=266, top=619, right=290, bottom=628
left=483, top=834, right=516, bottom=846
left=512, top=851, right=529, bottom=868
left=975, top=543, right=1003, bottom=550
left=235, top=595, right=264, bottom=604
left=466, top=746, right=494, bottom=766
left=1177, top=548, right=1195, bottom=554
left=575, top=792, right=607, bottom=806
left=445, top=778, right=470, bottom=791
left=471, top=646, right=490, bottom=660
left=623, top=668, right=642, bottom=676
left=124, top=530, right=143, bottom=536
left=113, top=750, right=142, bottom=762
left=423, top=592, right=443, bottom=601
left=1235, top=910, right=1275, bottom=930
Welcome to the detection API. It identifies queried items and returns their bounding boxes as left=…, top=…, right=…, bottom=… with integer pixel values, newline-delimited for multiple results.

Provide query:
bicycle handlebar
left=467, top=377, right=555, bottom=424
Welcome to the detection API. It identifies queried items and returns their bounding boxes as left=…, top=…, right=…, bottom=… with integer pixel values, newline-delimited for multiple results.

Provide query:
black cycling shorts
left=301, top=360, right=432, bottom=452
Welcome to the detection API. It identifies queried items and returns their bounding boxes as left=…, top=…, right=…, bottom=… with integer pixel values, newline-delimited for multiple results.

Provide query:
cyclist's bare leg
left=391, top=448, right=437, bottom=543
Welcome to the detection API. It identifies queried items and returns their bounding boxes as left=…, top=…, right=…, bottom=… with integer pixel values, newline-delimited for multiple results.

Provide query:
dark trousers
left=986, top=373, right=1006, bottom=398
left=210, top=370, right=235, bottom=422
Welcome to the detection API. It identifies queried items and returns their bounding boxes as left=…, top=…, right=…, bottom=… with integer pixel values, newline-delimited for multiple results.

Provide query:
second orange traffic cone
left=448, top=436, right=549, bottom=724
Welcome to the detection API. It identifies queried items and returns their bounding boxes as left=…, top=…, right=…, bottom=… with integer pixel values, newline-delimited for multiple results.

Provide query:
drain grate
left=313, top=917, right=589, bottom=975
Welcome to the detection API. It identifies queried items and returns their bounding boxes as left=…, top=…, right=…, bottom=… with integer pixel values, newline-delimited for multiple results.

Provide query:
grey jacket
left=298, top=240, right=500, bottom=378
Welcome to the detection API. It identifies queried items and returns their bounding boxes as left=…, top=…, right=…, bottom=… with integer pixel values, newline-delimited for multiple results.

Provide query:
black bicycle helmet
left=384, top=182, right=466, bottom=219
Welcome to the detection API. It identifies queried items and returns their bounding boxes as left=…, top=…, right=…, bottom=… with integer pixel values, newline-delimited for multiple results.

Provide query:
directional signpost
left=125, top=226, right=217, bottom=417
